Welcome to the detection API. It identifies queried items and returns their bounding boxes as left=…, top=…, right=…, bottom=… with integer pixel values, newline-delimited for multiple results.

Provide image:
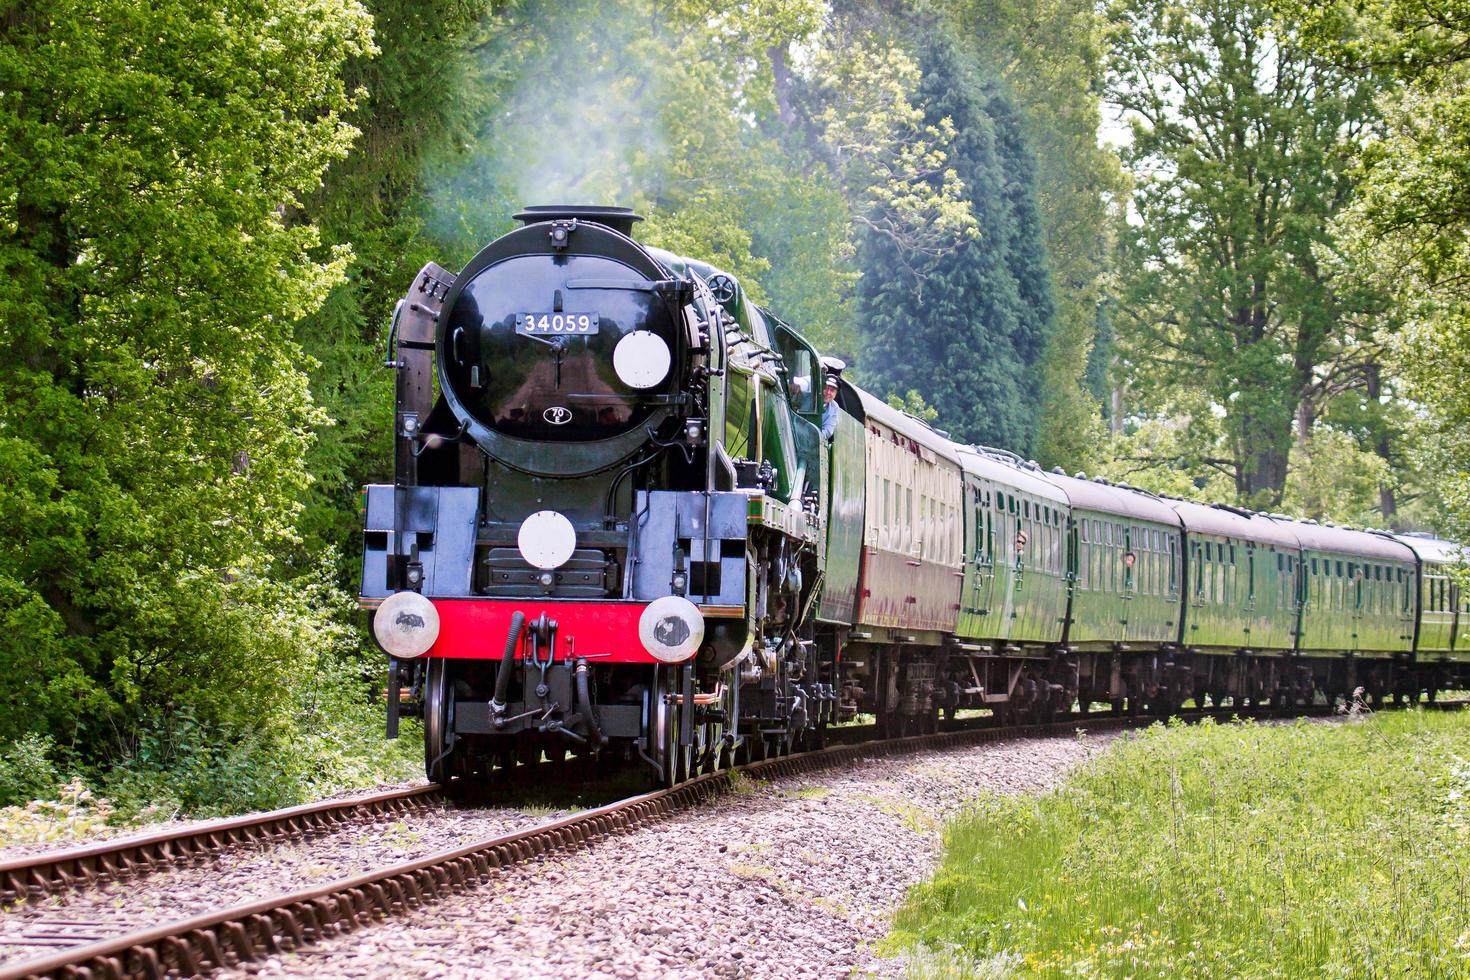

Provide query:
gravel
left=224, top=730, right=1116, bottom=979
left=0, top=798, right=573, bottom=962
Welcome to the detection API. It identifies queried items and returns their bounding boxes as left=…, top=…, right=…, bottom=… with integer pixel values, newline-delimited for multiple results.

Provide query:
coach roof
left=854, top=388, right=962, bottom=465
left=1388, top=532, right=1463, bottom=566
left=1042, top=471, right=1180, bottom=527
left=1276, top=519, right=1417, bottom=562
left=956, top=447, right=1069, bottom=506
left=1170, top=499, right=1300, bottom=550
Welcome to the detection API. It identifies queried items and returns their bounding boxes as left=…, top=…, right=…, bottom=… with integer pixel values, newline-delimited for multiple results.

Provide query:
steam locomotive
left=361, top=205, right=1469, bottom=785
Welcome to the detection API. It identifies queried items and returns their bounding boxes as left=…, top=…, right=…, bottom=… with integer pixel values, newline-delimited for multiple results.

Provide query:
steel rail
left=3, top=700, right=1464, bottom=979
left=0, top=785, right=443, bottom=906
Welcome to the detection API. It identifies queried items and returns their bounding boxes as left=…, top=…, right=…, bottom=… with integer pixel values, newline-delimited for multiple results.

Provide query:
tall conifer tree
left=859, top=33, right=1056, bottom=453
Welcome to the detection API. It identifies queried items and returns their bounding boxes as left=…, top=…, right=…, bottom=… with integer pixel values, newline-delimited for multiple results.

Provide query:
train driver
left=821, top=374, right=839, bottom=440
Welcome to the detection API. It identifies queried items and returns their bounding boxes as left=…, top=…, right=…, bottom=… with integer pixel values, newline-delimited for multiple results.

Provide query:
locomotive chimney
left=513, top=205, right=642, bottom=237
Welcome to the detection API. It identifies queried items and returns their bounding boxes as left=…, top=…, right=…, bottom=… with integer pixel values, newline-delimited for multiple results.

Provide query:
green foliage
left=0, top=779, right=125, bottom=847
left=858, top=29, right=1057, bottom=454
left=0, top=0, right=373, bottom=754
left=1107, top=0, right=1386, bottom=508
left=103, top=694, right=421, bottom=818
left=892, top=711, right=1470, bottom=976
left=0, top=734, right=65, bottom=808
left=886, top=390, right=941, bottom=424
left=797, top=26, right=979, bottom=259
left=294, top=0, right=490, bottom=585
left=1098, top=407, right=1238, bottom=501
left=1274, top=0, right=1470, bottom=542
left=939, top=0, right=1121, bottom=472
left=1283, top=427, right=1391, bottom=527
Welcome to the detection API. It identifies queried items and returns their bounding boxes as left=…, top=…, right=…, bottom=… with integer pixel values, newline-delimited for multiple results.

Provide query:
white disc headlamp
left=373, top=591, right=440, bottom=659
left=518, top=510, right=577, bottom=570
left=638, top=595, right=705, bottom=663
left=613, top=330, right=671, bottom=389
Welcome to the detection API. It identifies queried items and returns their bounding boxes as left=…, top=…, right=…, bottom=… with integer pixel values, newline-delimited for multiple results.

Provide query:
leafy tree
left=1275, top=0, right=1470, bottom=540
left=795, top=26, right=978, bottom=264
left=1107, top=0, right=1385, bottom=508
left=0, top=0, right=372, bottom=750
left=939, top=0, right=1121, bottom=469
left=887, top=389, right=941, bottom=423
left=294, top=0, right=489, bottom=585
left=858, top=31, right=1056, bottom=454
left=421, top=0, right=862, bottom=350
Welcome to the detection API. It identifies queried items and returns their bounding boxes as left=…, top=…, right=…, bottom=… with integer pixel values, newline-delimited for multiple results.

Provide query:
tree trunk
left=767, top=44, right=797, bottom=129
left=1235, top=402, right=1291, bottom=507
left=1364, top=362, right=1397, bottom=524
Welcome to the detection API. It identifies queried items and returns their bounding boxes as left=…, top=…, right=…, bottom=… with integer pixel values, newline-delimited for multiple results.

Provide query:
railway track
left=0, top=700, right=1461, bottom=980
left=0, top=785, right=444, bottom=907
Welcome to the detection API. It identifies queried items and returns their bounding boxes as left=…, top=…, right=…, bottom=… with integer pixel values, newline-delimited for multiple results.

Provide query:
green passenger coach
left=954, top=448, right=1070, bottom=653
left=1283, top=521, right=1416, bottom=658
left=1169, top=501, right=1301, bottom=654
left=1042, top=472, right=1182, bottom=652
left=1394, top=534, right=1464, bottom=659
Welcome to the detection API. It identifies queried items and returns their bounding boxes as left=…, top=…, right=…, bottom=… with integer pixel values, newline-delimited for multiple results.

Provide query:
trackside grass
left=890, top=711, right=1470, bottom=978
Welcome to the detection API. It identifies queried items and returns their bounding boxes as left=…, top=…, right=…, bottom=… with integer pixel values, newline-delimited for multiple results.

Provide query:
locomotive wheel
left=692, top=678, right=736, bottom=776
left=423, top=659, right=455, bottom=783
left=652, top=667, right=692, bottom=788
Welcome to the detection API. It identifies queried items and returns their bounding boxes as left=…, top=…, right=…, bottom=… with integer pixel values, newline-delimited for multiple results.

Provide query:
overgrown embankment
left=891, top=711, right=1470, bottom=977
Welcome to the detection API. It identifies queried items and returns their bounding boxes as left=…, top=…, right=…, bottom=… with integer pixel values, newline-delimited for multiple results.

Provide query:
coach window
left=904, top=487, right=914, bottom=553
left=989, top=499, right=998, bottom=562
left=920, top=495, right=930, bottom=559
left=1153, top=532, right=1163, bottom=596
left=1079, top=520, right=1090, bottom=588
left=1167, top=536, right=1178, bottom=595
left=1123, top=528, right=1134, bottom=591
left=1095, top=522, right=1104, bottom=589
left=1093, top=523, right=1104, bottom=589
left=890, top=480, right=900, bottom=549
left=1141, top=530, right=1151, bottom=595
left=1078, top=525, right=1089, bottom=589
left=880, top=480, right=890, bottom=548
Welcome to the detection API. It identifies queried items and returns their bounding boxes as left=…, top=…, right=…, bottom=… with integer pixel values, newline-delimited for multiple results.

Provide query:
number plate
left=515, top=312, right=599, bottom=336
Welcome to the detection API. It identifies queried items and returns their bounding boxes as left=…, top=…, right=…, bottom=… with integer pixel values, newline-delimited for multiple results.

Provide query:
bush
left=0, top=733, right=64, bottom=807
left=103, top=670, right=423, bottom=820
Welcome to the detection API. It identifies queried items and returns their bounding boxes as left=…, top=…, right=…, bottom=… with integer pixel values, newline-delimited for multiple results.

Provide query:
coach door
left=964, top=479, right=999, bottom=637
left=1350, top=561, right=1365, bottom=654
